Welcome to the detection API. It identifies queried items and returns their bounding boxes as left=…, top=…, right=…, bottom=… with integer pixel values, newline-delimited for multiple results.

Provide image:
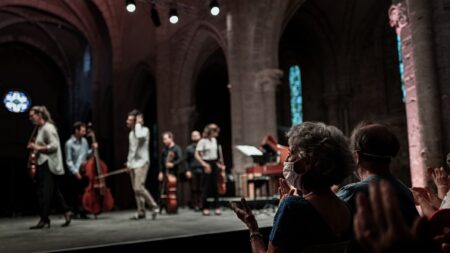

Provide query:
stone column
left=255, top=68, right=283, bottom=138
left=389, top=2, right=443, bottom=187
left=170, top=106, right=196, bottom=148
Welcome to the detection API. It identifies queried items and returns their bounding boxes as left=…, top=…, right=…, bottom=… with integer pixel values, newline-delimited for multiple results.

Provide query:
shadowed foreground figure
left=354, top=180, right=450, bottom=253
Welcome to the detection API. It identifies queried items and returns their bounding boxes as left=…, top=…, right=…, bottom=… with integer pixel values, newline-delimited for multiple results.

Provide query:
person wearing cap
left=337, top=122, right=419, bottom=227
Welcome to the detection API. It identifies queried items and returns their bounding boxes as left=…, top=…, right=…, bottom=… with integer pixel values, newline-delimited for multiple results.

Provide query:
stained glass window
left=397, top=35, right=406, bottom=103
left=289, top=65, right=303, bottom=125
left=3, top=90, right=31, bottom=113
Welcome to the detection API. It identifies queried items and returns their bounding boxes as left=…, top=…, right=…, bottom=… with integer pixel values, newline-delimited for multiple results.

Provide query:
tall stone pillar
left=389, top=2, right=443, bottom=187
left=255, top=68, right=283, bottom=139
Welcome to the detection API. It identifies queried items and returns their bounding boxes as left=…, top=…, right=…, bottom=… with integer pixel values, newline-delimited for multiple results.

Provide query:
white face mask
left=283, top=161, right=302, bottom=189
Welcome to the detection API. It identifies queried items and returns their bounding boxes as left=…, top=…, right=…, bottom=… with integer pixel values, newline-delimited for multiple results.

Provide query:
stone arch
left=166, top=21, right=230, bottom=165
left=173, top=21, right=227, bottom=119
left=0, top=0, right=113, bottom=96
left=0, top=10, right=75, bottom=84
left=171, top=22, right=226, bottom=131
left=251, top=0, right=307, bottom=70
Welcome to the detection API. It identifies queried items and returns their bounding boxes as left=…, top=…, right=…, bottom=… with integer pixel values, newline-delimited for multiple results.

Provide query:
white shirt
left=127, top=123, right=150, bottom=169
left=196, top=137, right=218, bottom=161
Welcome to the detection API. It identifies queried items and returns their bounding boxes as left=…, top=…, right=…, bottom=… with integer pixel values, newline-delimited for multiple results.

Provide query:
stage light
left=126, top=0, right=136, bottom=13
left=169, top=8, right=178, bottom=24
left=151, top=4, right=161, bottom=27
left=210, top=0, right=220, bottom=16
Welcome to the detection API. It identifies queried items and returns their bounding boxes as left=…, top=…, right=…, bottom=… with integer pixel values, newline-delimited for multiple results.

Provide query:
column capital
left=389, top=3, right=409, bottom=35
left=254, top=68, right=283, bottom=92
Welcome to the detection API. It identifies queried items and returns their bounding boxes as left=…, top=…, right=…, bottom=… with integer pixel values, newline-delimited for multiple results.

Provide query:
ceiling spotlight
left=151, top=4, right=161, bottom=27
left=169, top=8, right=179, bottom=24
left=210, top=0, right=220, bottom=16
left=126, top=0, right=136, bottom=13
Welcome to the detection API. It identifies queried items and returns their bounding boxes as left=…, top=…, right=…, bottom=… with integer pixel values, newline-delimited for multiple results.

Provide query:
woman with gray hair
left=231, top=122, right=354, bottom=253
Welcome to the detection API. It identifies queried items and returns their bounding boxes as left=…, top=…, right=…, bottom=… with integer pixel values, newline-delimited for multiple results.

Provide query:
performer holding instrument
left=158, top=131, right=182, bottom=214
left=64, top=122, right=98, bottom=219
left=81, top=123, right=113, bottom=216
left=195, top=123, right=224, bottom=216
left=27, top=105, right=73, bottom=229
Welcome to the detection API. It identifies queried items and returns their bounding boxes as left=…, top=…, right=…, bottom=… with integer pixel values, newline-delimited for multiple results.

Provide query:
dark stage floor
left=0, top=205, right=276, bottom=253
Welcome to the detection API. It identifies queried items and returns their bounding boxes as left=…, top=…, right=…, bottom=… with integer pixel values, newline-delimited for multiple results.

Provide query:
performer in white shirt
left=126, top=109, right=158, bottom=220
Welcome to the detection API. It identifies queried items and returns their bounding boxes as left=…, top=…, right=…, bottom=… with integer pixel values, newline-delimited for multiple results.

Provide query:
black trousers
left=67, top=174, right=88, bottom=216
left=190, top=169, right=204, bottom=209
left=36, top=162, right=70, bottom=221
left=201, top=160, right=219, bottom=209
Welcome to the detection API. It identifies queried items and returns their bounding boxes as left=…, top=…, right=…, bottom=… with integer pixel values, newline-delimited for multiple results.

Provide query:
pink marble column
left=389, top=2, right=443, bottom=187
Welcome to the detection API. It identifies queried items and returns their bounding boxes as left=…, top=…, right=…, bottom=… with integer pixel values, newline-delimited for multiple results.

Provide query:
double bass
left=82, top=124, right=114, bottom=215
left=160, top=150, right=178, bottom=214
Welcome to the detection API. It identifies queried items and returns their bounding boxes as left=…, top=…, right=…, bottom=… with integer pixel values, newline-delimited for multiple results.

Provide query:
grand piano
left=241, top=135, right=289, bottom=198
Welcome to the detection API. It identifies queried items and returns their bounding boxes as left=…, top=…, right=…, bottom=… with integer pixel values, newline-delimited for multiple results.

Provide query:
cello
left=82, top=124, right=114, bottom=215
left=160, top=150, right=178, bottom=214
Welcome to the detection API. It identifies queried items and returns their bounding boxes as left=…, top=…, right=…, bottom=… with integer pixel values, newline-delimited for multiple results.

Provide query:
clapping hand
left=354, top=181, right=438, bottom=253
left=278, top=178, right=296, bottom=205
left=229, top=198, right=259, bottom=232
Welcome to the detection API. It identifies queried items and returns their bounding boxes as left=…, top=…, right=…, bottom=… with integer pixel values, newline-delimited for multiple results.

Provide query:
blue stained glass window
left=289, top=65, right=303, bottom=125
left=397, top=35, right=406, bottom=103
left=3, top=90, right=31, bottom=113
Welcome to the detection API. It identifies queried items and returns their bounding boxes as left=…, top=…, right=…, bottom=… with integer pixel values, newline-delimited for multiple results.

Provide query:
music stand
left=236, top=145, right=270, bottom=199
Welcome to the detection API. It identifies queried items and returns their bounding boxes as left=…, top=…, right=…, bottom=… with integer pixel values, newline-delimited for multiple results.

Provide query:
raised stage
left=0, top=198, right=276, bottom=253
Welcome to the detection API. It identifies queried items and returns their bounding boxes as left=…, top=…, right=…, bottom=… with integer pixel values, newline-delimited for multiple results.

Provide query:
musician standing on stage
left=126, top=109, right=158, bottom=220
left=27, top=105, right=73, bottom=229
left=158, top=132, right=183, bottom=204
left=195, top=123, right=222, bottom=216
left=185, top=130, right=203, bottom=211
left=64, top=121, right=97, bottom=219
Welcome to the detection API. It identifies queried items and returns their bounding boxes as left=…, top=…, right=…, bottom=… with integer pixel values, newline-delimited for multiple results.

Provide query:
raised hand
left=229, top=198, right=259, bottom=232
left=429, top=167, right=449, bottom=199
left=355, top=181, right=438, bottom=253
left=278, top=178, right=295, bottom=205
left=411, top=187, right=438, bottom=217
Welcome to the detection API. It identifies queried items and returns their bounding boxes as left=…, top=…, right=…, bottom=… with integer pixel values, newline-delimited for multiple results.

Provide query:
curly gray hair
left=286, top=122, right=353, bottom=191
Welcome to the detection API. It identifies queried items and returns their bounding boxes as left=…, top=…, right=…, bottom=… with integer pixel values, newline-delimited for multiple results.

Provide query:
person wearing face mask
left=337, top=122, right=419, bottom=227
left=231, top=122, right=354, bottom=253
left=282, top=153, right=305, bottom=192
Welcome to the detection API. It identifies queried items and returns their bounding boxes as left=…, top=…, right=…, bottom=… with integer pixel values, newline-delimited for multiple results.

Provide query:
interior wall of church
left=1, top=0, right=450, bottom=215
